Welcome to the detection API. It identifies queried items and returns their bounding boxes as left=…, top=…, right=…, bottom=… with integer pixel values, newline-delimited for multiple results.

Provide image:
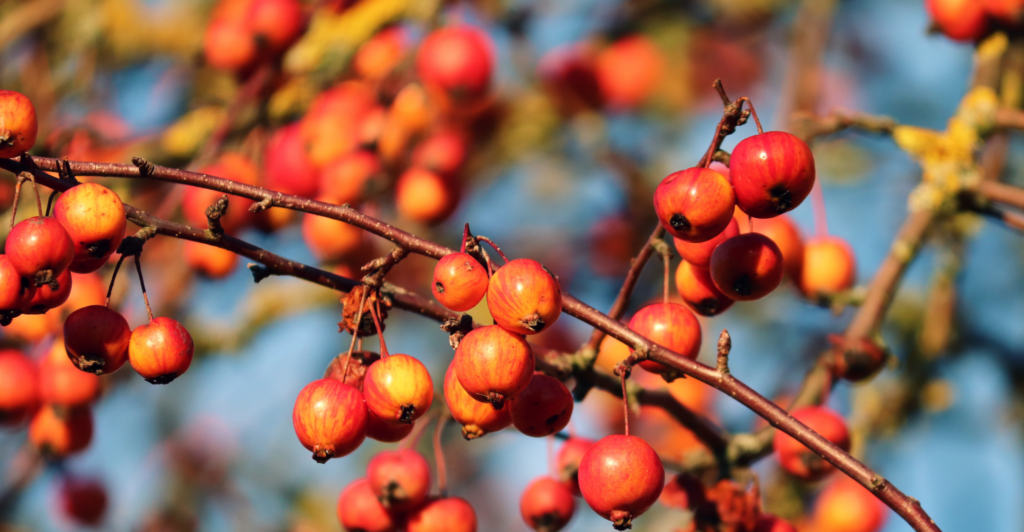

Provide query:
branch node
left=132, top=157, right=155, bottom=177
left=716, top=330, right=732, bottom=376
left=249, top=196, right=273, bottom=213
left=361, top=247, right=410, bottom=289
left=116, top=226, right=156, bottom=256
left=57, top=159, right=80, bottom=185
left=613, top=344, right=648, bottom=378
left=205, top=195, right=229, bottom=238
left=440, top=314, right=474, bottom=350
left=248, top=263, right=275, bottom=283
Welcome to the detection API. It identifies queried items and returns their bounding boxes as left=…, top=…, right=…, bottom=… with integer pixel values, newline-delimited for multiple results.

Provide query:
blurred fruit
left=799, top=236, right=856, bottom=300
left=29, top=404, right=93, bottom=457
left=538, top=43, right=603, bottom=114
left=367, top=448, right=431, bottom=512
left=395, top=167, right=459, bottom=225
left=204, top=18, right=257, bottom=70
left=292, top=378, right=368, bottom=463
left=301, top=82, right=377, bottom=168
left=444, top=363, right=512, bottom=440
left=926, top=0, right=988, bottom=41
left=0, top=90, right=38, bottom=158
left=754, top=515, right=797, bottom=532
left=412, top=130, right=468, bottom=177
left=59, top=475, right=108, bottom=527
left=810, top=476, right=888, bottom=532
left=363, top=354, right=433, bottom=424
left=63, top=305, right=131, bottom=375
left=654, top=167, right=736, bottom=243
left=39, top=340, right=100, bottom=408
left=520, top=476, right=576, bottom=532
left=628, top=303, right=702, bottom=374
left=0, top=255, right=35, bottom=313
left=487, top=258, right=562, bottom=335
left=365, top=411, right=414, bottom=442
left=62, top=272, right=106, bottom=314
left=302, top=207, right=365, bottom=263
left=731, top=132, right=816, bottom=218
left=0, top=349, right=39, bottom=426
left=185, top=241, right=238, bottom=279
left=579, top=435, right=664, bottom=529
left=336, top=478, right=400, bottom=532
left=432, top=252, right=488, bottom=312
left=264, top=123, right=319, bottom=198
left=772, top=406, right=849, bottom=481
left=128, top=317, right=195, bottom=385
left=454, top=325, right=535, bottom=409
left=355, top=26, right=408, bottom=81
left=710, top=233, right=784, bottom=301
left=509, top=373, right=574, bottom=437
left=675, top=261, right=734, bottom=316
left=595, top=35, right=663, bottom=110
left=53, top=183, right=126, bottom=263
left=319, top=150, right=381, bottom=206
left=659, top=472, right=706, bottom=511
left=184, top=154, right=259, bottom=233
left=406, top=497, right=477, bottom=532
left=556, top=437, right=596, bottom=496
left=417, top=26, right=493, bottom=101
left=745, top=213, right=804, bottom=280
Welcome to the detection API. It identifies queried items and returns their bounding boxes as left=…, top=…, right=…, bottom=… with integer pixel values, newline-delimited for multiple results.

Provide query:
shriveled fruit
left=772, top=406, right=849, bottom=481
left=63, top=305, right=131, bottom=375
left=0, top=349, right=40, bottom=426
left=487, top=258, right=562, bottom=335
left=128, top=317, right=194, bottom=385
left=509, top=373, right=574, bottom=437
left=367, top=448, right=431, bottom=512
left=432, top=252, right=488, bottom=312
left=453, top=325, right=534, bottom=409
left=654, top=167, right=736, bottom=243
left=520, top=476, right=576, bottom=532
left=363, top=354, right=434, bottom=424
left=444, top=363, right=512, bottom=440
left=292, top=378, right=368, bottom=463
left=24, top=267, right=72, bottom=314
left=578, top=435, right=664, bottom=530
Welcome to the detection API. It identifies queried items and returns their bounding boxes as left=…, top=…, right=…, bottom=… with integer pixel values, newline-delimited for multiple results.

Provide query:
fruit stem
left=620, top=370, right=630, bottom=437
left=701, top=120, right=726, bottom=169
left=134, top=255, right=154, bottom=322
left=341, top=286, right=370, bottom=379
left=401, top=411, right=431, bottom=450
left=476, top=235, right=510, bottom=264
left=662, top=247, right=670, bottom=306
left=369, top=297, right=389, bottom=357
left=461, top=223, right=470, bottom=254
left=812, top=180, right=829, bottom=237
left=433, top=412, right=449, bottom=498
left=105, top=254, right=128, bottom=308
left=737, top=97, right=764, bottom=135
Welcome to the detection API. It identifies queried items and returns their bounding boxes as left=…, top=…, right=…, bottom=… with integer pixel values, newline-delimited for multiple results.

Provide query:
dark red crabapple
left=675, top=261, right=734, bottom=317
left=509, top=373, right=574, bottom=438
left=674, top=216, right=739, bottom=268
left=709, top=233, right=784, bottom=301
left=63, top=305, right=131, bottom=375
left=365, top=411, right=415, bottom=442
left=59, top=475, right=108, bottom=527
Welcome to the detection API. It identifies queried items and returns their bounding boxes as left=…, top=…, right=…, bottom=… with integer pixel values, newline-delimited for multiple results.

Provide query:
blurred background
left=1, top=0, right=1023, bottom=530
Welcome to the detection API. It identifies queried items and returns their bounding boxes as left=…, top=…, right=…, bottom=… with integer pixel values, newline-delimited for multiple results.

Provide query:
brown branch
left=976, top=180, right=1024, bottom=211
left=790, top=110, right=898, bottom=141
left=0, top=155, right=942, bottom=532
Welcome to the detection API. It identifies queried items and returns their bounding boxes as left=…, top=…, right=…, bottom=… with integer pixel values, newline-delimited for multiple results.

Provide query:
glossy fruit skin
left=487, top=258, right=562, bottom=335
left=731, top=132, right=816, bottom=218
left=367, top=449, right=431, bottom=512
left=674, top=217, right=739, bottom=268
left=302, top=204, right=365, bottom=262
left=675, top=261, right=734, bottom=317
left=811, top=476, right=888, bottom=532
left=772, top=406, right=850, bottom=481
left=520, top=476, right=576, bottom=532
left=185, top=241, right=238, bottom=279
left=746, top=213, right=804, bottom=280
left=128, top=317, right=194, bottom=385
left=0, top=255, right=35, bottom=311
left=627, top=303, right=702, bottom=374
left=53, top=183, right=126, bottom=263
left=363, top=354, right=434, bottom=424
left=799, top=236, right=856, bottom=300
left=185, top=154, right=258, bottom=233
left=6, top=217, right=75, bottom=286
left=753, top=514, right=798, bottom=532
left=0, top=349, right=40, bottom=426
left=926, top=0, right=988, bottom=42
left=556, top=437, right=595, bottom=496
left=40, top=340, right=100, bottom=409
left=443, top=363, right=512, bottom=439
left=395, top=167, right=459, bottom=225
left=983, top=0, right=1024, bottom=23
left=336, top=478, right=400, bottom=532
left=264, top=123, right=318, bottom=198
left=292, top=378, right=368, bottom=463
left=654, top=167, right=736, bottom=243
left=432, top=253, right=488, bottom=312
left=578, top=435, right=664, bottom=530
left=365, top=411, right=414, bottom=442
left=24, top=267, right=72, bottom=314
left=319, top=150, right=381, bottom=206
left=453, top=325, right=535, bottom=408
left=416, top=26, right=493, bottom=101
left=595, top=35, right=663, bottom=110
left=406, top=497, right=478, bottom=532
left=28, top=405, right=93, bottom=457
left=0, top=90, right=38, bottom=158
left=709, top=233, right=784, bottom=301
left=63, top=305, right=131, bottom=375
left=509, top=373, right=574, bottom=437
left=59, top=476, right=108, bottom=527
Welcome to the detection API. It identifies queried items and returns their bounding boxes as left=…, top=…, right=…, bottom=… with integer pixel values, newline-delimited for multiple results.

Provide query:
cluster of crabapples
left=926, top=0, right=1024, bottom=43
left=0, top=90, right=195, bottom=468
